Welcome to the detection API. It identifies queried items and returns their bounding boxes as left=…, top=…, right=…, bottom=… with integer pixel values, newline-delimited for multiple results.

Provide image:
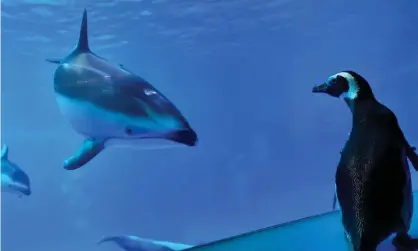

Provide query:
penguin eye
left=335, top=76, right=349, bottom=88
left=336, top=75, right=346, bottom=82
left=333, top=75, right=346, bottom=85
left=327, top=76, right=337, bottom=86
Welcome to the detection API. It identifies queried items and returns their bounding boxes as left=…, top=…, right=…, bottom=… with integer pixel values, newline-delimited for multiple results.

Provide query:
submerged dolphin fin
left=98, top=236, right=139, bottom=251
left=98, top=236, right=122, bottom=245
left=45, top=58, right=62, bottom=64
left=63, top=138, right=106, bottom=170
left=98, top=235, right=192, bottom=251
left=1, top=144, right=8, bottom=160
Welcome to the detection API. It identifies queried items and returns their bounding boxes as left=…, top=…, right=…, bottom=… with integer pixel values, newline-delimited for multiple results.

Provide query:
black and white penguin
left=312, top=71, right=418, bottom=251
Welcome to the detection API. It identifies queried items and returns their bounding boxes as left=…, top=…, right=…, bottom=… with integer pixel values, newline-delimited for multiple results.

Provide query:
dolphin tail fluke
left=73, top=8, right=90, bottom=53
left=63, top=138, right=106, bottom=170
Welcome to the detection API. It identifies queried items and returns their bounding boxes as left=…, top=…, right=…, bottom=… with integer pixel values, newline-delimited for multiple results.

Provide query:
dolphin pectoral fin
left=63, top=138, right=106, bottom=170
left=407, top=146, right=418, bottom=171
left=45, top=58, right=62, bottom=64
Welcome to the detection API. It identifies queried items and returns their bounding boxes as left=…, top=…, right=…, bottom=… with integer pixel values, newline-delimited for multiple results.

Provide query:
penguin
left=312, top=70, right=418, bottom=251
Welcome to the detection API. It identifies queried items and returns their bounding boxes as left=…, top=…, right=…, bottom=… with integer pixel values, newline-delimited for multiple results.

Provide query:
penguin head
left=312, top=71, right=375, bottom=100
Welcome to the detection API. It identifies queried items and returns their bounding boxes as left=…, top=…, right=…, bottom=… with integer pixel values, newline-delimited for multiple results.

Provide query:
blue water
left=2, top=1, right=418, bottom=251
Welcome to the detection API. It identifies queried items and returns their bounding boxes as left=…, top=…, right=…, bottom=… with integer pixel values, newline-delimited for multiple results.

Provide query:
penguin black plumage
left=312, top=71, right=418, bottom=251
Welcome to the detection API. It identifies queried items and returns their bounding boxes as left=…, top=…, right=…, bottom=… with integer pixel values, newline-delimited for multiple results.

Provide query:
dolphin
left=97, top=235, right=193, bottom=251
left=1, top=144, right=31, bottom=196
left=46, top=9, right=198, bottom=170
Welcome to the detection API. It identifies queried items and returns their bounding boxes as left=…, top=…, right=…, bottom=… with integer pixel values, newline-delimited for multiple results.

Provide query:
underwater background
left=2, top=0, right=418, bottom=251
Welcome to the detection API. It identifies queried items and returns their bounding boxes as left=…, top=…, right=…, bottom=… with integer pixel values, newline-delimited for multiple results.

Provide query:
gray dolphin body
left=1, top=145, right=31, bottom=197
left=46, top=9, right=198, bottom=170
left=98, top=235, right=193, bottom=251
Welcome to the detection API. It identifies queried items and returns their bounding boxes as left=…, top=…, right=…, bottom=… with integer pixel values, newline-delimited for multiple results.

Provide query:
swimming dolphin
left=1, top=144, right=31, bottom=196
left=46, top=9, right=198, bottom=170
left=98, top=235, right=193, bottom=251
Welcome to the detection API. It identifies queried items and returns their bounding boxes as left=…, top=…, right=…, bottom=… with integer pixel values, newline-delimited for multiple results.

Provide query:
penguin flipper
left=332, top=183, right=340, bottom=210
left=388, top=111, right=418, bottom=171
left=332, top=192, right=337, bottom=210
left=63, top=138, right=106, bottom=170
left=406, top=147, right=418, bottom=172
left=392, top=233, right=418, bottom=250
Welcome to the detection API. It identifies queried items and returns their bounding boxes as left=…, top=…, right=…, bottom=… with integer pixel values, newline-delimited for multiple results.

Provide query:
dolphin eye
left=144, top=89, right=157, bottom=96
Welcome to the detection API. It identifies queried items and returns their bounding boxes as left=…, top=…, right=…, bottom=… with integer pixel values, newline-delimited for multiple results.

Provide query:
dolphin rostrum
left=46, top=9, right=198, bottom=170
left=1, top=144, right=31, bottom=197
left=98, top=235, right=193, bottom=251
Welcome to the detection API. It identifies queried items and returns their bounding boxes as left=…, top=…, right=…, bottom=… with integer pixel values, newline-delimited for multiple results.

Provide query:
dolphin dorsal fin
left=1, top=144, right=9, bottom=160
left=74, top=9, right=90, bottom=54
left=45, top=9, right=90, bottom=64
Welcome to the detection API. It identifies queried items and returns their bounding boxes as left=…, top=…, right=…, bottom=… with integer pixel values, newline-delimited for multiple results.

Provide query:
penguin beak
left=312, top=83, right=329, bottom=93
